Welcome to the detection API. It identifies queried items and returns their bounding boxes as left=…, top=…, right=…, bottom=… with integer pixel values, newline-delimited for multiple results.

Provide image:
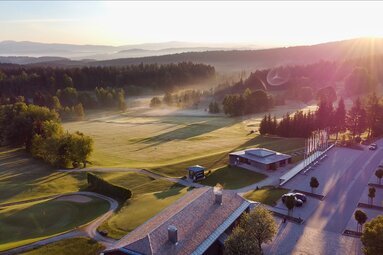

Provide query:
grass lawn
left=244, top=186, right=290, bottom=206
left=63, top=111, right=305, bottom=178
left=96, top=171, right=184, bottom=196
left=96, top=171, right=187, bottom=239
left=200, top=166, right=267, bottom=190
left=63, top=115, right=246, bottom=171
left=20, top=237, right=104, bottom=255
left=98, top=187, right=189, bottom=239
left=0, top=148, right=87, bottom=205
left=0, top=196, right=110, bottom=251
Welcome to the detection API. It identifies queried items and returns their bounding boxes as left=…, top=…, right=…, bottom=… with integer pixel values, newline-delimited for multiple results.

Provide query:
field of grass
left=244, top=186, right=290, bottom=206
left=64, top=114, right=247, bottom=171
left=98, top=187, right=190, bottom=239
left=0, top=148, right=87, bottom=205
left=0, top=104, right=307, bottom=251
left=96, top=171, right=184, bottom=196
left=94, top=170, right=187, bottom=239
left=0, top=196, right=109, bottom=251
left=0, top=148, right=188, bottom=249
left=64, top=111, right=305, bottom=178
left=20, top=237, right=104, bottom=255
left=200, top=166, right=267, bottom=190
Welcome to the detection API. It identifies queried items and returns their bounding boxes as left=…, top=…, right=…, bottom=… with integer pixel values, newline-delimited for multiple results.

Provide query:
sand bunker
left=56, top=195, right=92, bottom=203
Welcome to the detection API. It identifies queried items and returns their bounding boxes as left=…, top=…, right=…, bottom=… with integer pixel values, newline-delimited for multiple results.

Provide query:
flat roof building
left=101, top=187, right=254, bottom=255
left=229, top=148, right=291, bottom=170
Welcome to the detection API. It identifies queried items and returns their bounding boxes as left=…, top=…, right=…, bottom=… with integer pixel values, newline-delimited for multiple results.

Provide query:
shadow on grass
left=200, top=165, right=267, bottom=190
left=133, top=116, right=245, bottom=151
left=153, top=183, right=185, bottom=200
left=244, top=186, right=289, bottom=206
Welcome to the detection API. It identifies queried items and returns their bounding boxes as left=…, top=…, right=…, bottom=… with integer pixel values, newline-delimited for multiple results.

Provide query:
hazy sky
left=1, top=1, right=383, bottom=46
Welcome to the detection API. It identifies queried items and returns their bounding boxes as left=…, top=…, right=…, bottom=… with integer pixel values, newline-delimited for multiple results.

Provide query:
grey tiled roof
left=106, top=187, right=248, bottom=255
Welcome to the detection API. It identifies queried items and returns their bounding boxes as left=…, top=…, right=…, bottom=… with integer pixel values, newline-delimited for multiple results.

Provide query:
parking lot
left=283, top=147, right=363, bottom=197
left=344, top=167, right=383, bottom=233
left=266, top=140, right=383, bottom=254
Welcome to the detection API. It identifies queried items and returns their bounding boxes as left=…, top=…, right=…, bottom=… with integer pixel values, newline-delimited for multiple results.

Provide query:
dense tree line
left=0, top=102, right=93, bottom=167
left=215, top=55, right=383, bottom=106
left=222, top=89, right=272, bottom=116
left=149, top=90, right=204, bottom=108
left=31, top=86, right=126, bottom=120
left=260, top=94, right=383, bottom=139
left=0, top=62, right=215, bottom=99
left=208, top=101, right=220, bottom=113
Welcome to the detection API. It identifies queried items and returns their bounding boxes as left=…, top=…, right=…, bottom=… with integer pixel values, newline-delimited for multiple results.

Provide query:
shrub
left=87, top=172, right=132, bottom=201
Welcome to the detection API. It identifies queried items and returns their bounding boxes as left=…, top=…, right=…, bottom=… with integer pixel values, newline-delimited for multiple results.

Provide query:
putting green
left=0, top=195, right=110, bottom=251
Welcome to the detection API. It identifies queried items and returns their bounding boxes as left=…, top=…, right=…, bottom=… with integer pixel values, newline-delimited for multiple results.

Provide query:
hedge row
left=87, top=172, right=132, bottom=201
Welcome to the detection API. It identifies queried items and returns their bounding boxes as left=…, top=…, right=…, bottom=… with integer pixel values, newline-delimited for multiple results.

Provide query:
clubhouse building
left=101, top=187, right=255, bottom=255
left=229, top=148, right=291, bottom=170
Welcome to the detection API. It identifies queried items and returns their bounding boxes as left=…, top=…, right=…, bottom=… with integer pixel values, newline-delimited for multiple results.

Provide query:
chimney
left=168, top=225, right=178, bottom=244
left=214, top=185, right=223, bottom=205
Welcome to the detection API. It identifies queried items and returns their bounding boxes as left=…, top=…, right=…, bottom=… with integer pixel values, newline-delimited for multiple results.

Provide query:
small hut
left=187, top=165, right=205, bottom=182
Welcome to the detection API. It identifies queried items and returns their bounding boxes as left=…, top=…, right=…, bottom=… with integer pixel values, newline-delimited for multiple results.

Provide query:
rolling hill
left=1, top=38, right=383, bottom=72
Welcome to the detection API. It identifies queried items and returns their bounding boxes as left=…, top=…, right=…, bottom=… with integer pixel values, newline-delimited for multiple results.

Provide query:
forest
left=260, top=93, right=383, bottom=140
left=214, top=55, right=383, bottom=102
left=0, top=62, right=215, bottom=98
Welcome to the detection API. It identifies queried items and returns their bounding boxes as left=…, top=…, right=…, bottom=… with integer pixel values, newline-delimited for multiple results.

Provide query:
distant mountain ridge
left=0, top=40, right=258, bottom=60
left=1, top=38, right=383, bottom=71
left=88, top=38, right=383, bottom=71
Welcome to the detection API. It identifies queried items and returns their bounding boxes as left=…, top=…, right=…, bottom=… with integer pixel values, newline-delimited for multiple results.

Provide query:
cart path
left=58, top=167, right=204, bottom=188
left=0, top=167, right=278, bottom=254
left=0, top=168, right=204, bottom=254
left=0, top=191, right=118, bottom=255
left=59, top=167, right=275, bottom=192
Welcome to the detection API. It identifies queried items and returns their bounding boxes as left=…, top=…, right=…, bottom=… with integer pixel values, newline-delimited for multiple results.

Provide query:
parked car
left=293, top=193, right=307, bottom=202
left=281, top=193, right=304, bottom=207
left=369, top=143, right=378, bottom=150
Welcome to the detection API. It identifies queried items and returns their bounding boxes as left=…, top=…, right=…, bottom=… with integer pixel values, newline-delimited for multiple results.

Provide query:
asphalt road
left=306, top=140, right=383, bottom=233
left=264, top=143, right=383, bottom=254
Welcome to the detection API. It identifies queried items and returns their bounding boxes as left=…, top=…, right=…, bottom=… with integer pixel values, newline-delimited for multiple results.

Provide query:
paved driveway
left=266, top=139, right=383, bottom=254
left=305, top=143, right=383, bottom=233
left=283, top=147, right=363, bottom=196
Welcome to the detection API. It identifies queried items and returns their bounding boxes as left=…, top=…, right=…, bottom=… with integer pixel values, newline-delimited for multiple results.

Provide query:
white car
left=369, top=143, right=378, bottom=150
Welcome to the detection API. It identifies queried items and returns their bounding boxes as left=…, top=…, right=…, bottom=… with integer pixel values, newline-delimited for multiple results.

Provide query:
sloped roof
left=105, top=187, right=249, bottom=255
